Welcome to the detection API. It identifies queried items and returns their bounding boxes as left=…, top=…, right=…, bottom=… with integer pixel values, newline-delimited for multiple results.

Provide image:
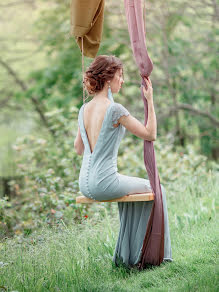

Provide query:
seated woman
left=74, top=55, right=172, bottom=268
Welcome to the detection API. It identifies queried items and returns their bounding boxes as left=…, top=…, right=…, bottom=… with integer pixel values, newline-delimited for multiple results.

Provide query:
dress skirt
left=112, top=179, right=172, bottom=267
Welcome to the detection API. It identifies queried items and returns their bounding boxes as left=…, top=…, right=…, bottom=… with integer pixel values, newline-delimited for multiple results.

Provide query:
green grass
left=0, top=172, right=218, bottom=292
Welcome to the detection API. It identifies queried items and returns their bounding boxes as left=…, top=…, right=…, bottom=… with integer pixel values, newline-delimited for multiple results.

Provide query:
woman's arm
left=119, top=100, right=157, bottom=141
left=74, top=126, right=84, bottom=155
left=118, top=77, right=156, bottom=141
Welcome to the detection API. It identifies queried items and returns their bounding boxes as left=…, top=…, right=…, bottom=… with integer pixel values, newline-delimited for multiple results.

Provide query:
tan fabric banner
left=70, top=0, right=105, bottom=58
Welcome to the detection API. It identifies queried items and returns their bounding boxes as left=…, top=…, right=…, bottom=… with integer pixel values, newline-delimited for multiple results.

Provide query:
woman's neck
left=93, top=86, right=109, bottom=100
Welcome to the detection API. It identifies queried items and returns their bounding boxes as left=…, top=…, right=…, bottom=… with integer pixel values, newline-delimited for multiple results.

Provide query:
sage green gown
left=78, top=88, right=172, bottom=267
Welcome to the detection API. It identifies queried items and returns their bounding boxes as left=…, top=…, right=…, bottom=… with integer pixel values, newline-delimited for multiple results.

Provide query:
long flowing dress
left=78, top=88, right=172, bottom=267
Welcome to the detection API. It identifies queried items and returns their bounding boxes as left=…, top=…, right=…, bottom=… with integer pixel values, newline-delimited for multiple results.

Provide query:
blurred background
left=0, top=0, right=218, bottom=238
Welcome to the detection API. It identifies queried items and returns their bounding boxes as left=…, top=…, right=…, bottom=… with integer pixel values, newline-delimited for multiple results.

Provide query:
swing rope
left=81, top=36, right=88, bottom=104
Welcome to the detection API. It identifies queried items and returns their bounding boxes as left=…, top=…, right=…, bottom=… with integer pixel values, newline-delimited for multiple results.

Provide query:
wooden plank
left=76, top=192, right=154, bottom=203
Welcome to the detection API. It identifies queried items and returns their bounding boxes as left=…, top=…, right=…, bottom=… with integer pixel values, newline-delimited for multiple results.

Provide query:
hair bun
left=83, top=73, right=99, bottom=95
left=83, top=55, right=123, bottom=96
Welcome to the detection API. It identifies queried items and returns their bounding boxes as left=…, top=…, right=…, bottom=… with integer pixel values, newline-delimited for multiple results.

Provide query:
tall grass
left=0, top=171, right=218, bottom=291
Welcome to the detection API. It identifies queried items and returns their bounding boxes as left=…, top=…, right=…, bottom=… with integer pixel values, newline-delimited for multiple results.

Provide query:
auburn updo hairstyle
left=83, top=55, right=123, bottom=95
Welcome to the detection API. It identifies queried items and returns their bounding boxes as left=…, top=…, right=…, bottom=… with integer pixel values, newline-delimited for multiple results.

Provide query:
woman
left=74, top=55, right=172, bottom=268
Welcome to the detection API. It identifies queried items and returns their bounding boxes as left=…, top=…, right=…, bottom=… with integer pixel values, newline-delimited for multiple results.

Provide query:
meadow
left=1, top=171, right=218, bottom=292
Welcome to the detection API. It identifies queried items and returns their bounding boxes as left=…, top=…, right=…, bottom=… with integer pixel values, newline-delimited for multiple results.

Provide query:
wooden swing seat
left=76, top=192, right=154, bottom=203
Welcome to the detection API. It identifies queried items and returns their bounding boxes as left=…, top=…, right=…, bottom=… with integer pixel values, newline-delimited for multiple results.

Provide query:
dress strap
left=78, top=104, right=92, bottom=154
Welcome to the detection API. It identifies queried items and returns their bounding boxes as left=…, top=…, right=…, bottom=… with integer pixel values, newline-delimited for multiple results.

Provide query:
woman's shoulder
left=111, top=102, right=130, bottom=124
left=112, top=102, right=130, bottom=113
left=77, top=103, right=87, bottom=123
left=78, top=102, right=89, bottom=115
left=112, top=102, right=129, bottom=111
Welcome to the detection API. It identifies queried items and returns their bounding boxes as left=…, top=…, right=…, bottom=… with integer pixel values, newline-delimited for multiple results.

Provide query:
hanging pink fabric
left=124, top=0, right=165, bottom=267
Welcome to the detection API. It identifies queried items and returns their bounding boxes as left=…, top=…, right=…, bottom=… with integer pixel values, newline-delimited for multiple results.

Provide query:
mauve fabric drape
left=124, top=0, right=165, bottom=267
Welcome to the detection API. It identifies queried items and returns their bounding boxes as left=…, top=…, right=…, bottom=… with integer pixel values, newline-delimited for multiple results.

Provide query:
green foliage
left=26, top=40, right=83, bottom=108
left=1, top=0, right=218, bottom=160
left=0, top=102, right=217, bottom=238
left=117, top=134, right=218, bottom=182
left=0, top=106, right=83, bottom=238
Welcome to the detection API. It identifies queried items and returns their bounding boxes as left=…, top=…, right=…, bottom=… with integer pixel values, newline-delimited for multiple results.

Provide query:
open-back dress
left=78, top=88, right=172, bottom=267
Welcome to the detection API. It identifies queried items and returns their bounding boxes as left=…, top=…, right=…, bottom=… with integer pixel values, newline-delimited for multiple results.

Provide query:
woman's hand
left=142, top=77, right=153, bottom=102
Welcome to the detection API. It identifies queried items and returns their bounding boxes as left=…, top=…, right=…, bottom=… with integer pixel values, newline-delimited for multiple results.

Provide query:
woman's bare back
left=83, top=99, right=119, bottom=153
